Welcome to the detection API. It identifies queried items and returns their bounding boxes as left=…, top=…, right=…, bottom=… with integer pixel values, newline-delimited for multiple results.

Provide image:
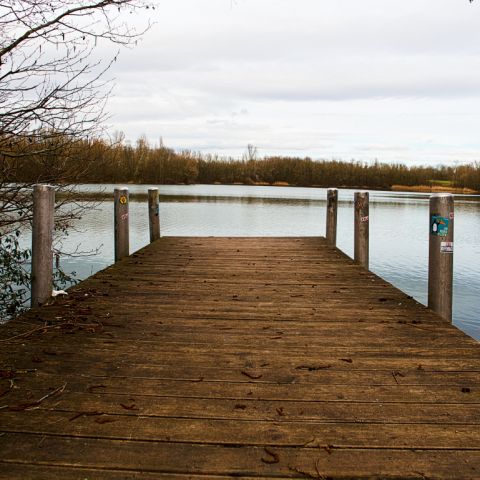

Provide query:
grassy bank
left=391, top=185, right=478, bottom=194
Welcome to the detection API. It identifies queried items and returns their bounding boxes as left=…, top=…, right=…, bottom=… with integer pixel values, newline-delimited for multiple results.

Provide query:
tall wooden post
left=428, top=193, right=454, bottom=321
left=354, top=191, right=369, bottom=268
left=31, top=185, right=55, bottom=306
left=148, top=187, right=161, bottom=242
left=326, top=188, right=338, bottom=245
left=114, top=187, right=129, bottom=262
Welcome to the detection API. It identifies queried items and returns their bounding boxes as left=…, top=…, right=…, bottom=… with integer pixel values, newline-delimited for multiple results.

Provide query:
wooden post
left=428, top=193, right=454, bottom=321
left=31, top=185, right=55, bottom=307
left=326, top=188, right=338, bottom=245
left=354, top=191, right=369, bottom=268
left=114, top=187, right=129, bottom=262
left=148, top=187, right=161, bottom=242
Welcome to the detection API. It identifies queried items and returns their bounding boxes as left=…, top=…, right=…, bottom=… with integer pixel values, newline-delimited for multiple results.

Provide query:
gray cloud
left=103, top=0, right=480, bottom=164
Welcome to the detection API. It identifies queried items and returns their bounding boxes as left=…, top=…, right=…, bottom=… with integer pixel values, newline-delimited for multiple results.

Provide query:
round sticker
left=119, top=196, right=127, bottom=204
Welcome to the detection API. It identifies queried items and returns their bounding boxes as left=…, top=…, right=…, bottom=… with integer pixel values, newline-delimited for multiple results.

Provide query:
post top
left=148, top=187, right=158, bottom=191
left=430, top=193, right=453, bottom=198
left=114, top=187, right=129, bottom=192
left=327, top=188, right=338, bottom=192
left=34, top=184, right=55, bottom=191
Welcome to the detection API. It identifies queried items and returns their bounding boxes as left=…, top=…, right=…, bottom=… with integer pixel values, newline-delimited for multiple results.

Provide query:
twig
left=288, top=465, right=317, bottom=478
left=36, top=383, right=66, bottom=403
left=0, top=389, right=11, bottom=398
left=0, top=326, right=53, bottom=342
left=40, top=417, right=65, bottom=428
left=242, top=371, right=262, bottom=379
left=8, top=383, right=66, bottom=412
left=261, top=446, right=279, bottom=464
left=0, top=369, right=37, bottom=373
left=392, top=371, right=399, bottom=384
left=404, top=322, right=440, bottom=332
left=315, top=460, right=326, bottom=479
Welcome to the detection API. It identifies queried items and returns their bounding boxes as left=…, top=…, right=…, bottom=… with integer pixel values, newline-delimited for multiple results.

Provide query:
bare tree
left=0, top=0, right=153, bottom=318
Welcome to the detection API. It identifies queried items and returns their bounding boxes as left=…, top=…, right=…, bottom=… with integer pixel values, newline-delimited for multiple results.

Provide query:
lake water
left=30, top=184, right=480, bottom=341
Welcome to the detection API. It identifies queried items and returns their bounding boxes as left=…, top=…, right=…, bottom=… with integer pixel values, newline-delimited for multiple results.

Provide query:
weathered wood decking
left=1, top=237, right=480, bottom=479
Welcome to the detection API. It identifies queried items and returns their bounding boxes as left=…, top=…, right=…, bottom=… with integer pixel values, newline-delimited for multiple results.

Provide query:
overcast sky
left=105, top=0, right=480, bottom=165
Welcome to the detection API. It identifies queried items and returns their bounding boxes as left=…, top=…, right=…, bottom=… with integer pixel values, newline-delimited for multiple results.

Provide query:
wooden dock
left=1, top=237, right=480, bottom=479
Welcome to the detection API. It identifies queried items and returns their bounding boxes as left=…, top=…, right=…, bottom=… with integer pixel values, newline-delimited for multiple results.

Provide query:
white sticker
left=449, top=212, right=454, bottom=220
left=121, top=213, right=129, bottom=220
left=440, top=242, right=453, bottom=253
left=361, top=216, right=369, bottom=222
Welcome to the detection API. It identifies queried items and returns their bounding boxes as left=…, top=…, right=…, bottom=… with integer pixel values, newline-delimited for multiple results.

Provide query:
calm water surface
left=44, top=184, right=480, bottom=341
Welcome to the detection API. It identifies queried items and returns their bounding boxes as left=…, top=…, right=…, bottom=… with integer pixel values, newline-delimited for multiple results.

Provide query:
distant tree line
left=7, top=134, right=480, bottom=191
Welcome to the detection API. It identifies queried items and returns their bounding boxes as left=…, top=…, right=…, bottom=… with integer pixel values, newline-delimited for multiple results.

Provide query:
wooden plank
left=4, top=359, right=480, bottom=386
left=0, top=464, right=233, bottom=480
left=4, top=347, right=480, bottom=375
left=4, top=410, right=480, bottom=449
left=3, top=392, right=480, bottom=424
left=1, top=434, right=480, bottom=478
left=1, top=372, right=478, bottom=404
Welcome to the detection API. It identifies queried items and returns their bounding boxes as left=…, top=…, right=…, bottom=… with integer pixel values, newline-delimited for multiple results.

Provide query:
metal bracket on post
left=31, top=185, right=55, bottom=307
left=114, top=187, right=129, bottom=262
left=354, top=191, right=369, bottom=268
left=148, top=187, right=161, bottom=242
left=326, top=188, right=338, bottom=245
left=428, top=193, right=454, bottom=321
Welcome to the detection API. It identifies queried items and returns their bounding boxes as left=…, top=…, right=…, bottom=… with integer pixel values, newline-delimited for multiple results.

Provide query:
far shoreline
left=85, top=181, right=479, bottom=195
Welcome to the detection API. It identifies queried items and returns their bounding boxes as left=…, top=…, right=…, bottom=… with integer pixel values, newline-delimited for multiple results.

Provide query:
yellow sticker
left=119, top=196, right=127, bottom=204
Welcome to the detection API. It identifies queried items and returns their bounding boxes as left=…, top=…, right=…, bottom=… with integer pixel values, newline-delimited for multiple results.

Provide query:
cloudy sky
left=105, top=0, right=480, bottom=165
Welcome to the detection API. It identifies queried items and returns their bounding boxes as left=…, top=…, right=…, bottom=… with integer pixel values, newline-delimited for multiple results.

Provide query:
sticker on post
left=440, top=242, right=453, bottom=253
left=361, top=216, right=369, bottom=222
left=119, top=196, right=127, bottom=204
left=430, top=216, right=449, bottom=236
left=121, top=213, right=129, bottom=220
left=449, top=212, right=454, bottom=220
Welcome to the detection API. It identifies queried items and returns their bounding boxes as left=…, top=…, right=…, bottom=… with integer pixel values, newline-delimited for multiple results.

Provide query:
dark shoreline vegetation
left=8, top=134, right=480, bottom=192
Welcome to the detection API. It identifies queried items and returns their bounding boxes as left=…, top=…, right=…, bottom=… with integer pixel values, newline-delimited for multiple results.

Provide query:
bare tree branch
left=0, top=0, right=154, bottom=318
